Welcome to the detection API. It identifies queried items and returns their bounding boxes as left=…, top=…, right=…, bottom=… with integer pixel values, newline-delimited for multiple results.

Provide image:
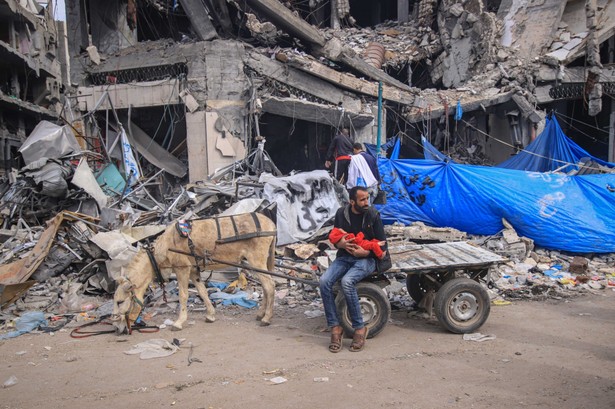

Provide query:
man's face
left=353, top=148, right=360, bottom=155
left=351, top=189, right=370, bottom=214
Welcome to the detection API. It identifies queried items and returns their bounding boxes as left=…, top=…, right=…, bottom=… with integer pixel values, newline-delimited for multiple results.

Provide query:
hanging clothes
left=347, top=154, right=378, bottom=189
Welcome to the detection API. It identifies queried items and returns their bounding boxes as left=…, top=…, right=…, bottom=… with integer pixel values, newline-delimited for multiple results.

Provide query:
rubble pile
left=491, top=250, right=615, bottom=300
left=385, top=222, right=614, bottom=303
left=1, top=198, right=614, bottom=338
left=0, top=118, right=612, bottom=336
left=1, top=0, right=614, bottom=340
left=324, top=21, right=442, bottom=70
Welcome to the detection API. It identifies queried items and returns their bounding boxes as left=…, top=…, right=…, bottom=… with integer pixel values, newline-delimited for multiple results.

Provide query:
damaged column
left=585, top=0, right=603, bottom=116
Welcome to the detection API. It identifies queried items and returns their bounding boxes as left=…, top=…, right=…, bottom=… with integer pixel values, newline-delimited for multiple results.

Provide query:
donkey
left=111, top=212, right=277, bottom=334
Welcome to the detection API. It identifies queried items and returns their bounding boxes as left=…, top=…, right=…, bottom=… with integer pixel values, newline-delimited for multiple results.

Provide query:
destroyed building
left=0, top=0, right=64, bottom=178
left=55, top=0, right=613, bottom=183
left=1, top=0, right=614, bottom=331
left=0, top=0, right=611, bottom=240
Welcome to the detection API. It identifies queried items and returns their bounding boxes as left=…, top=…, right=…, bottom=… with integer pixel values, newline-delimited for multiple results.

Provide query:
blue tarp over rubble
left=376, top=156, right=615, bottom=253
left=497, top=114, right=615, bottom=172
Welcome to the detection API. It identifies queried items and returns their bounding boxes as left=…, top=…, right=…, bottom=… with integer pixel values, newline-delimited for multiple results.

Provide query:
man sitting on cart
left=319, top=186, right=387, bottom=352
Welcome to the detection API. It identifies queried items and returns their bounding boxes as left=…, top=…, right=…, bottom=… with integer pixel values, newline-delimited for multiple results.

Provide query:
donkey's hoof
left=255, top=314, right=264, bottom=321
left=205, top=316, right=216, bottom=323
left=171, top=324, right=183, bottom=331
left=259, top=320, right=271, bottom=327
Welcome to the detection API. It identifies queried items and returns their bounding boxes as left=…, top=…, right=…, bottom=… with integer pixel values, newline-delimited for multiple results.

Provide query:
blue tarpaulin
left=497, top=114, right=615, bottom=172
left=422, top=136, right=451, bottom=162
left=365, top=137, right=398, bottom=158
left=376, top=158, right=615, bottom=253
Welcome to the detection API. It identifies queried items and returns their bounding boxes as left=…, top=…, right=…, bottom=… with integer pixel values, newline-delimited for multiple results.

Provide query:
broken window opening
left=0, top=138, right=23, bottom=174
left=599, top=37, right=613, bottom=66
left=484, top=0, right=503, bottom=13
left=409, top=60, right=436, bottom=90
left=90, top=104, right=188, bottom=183
left=136, top=1, right=194, bottom=42
left=348, top=0, right=404, bottom=27
left=88, top=63, right=188, bottom=86
left=257, top=113, right=331, bottom=175
left=0, top=19, right=11, bottom=44
left=123, top=105, right=187, bottom=154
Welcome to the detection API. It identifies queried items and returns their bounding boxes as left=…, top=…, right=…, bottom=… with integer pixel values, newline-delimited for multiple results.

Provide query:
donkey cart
left=207, top=240, right=505, bottom=338
left=334, top=241, right=506, bottom=338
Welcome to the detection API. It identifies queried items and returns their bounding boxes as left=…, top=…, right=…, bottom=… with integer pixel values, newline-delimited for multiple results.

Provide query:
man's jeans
left=319, top=255, right=376, bottom=329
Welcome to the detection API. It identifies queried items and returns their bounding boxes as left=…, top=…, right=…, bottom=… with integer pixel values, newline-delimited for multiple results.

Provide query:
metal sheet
left=0, top=280, right=36, bottom=309
left=0, top=212, right=64, bottom=285
left=388, top=241, right=507, bottom=273
left=18, top=121, right=82, bottom=166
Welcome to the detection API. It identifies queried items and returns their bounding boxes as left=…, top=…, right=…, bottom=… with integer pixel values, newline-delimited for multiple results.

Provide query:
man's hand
left=335, top=234, right=355, bottom=250
left=349, top=247, right=370, bottom=258
left=325, top=160, right=332, bottom=169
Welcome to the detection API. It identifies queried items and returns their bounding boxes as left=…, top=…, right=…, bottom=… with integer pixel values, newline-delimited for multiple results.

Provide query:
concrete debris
left=2, top=0, right=614, bottom=338
left=86, top=45, right=101, bottom=65
left=385, top=222, right=467, bottom=242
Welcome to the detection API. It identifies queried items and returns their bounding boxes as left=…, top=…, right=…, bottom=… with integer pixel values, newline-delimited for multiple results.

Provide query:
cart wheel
left=335, top=282, right=391, bottom=339
left=406, top=274, right=428, bottom=303
left=434, top=278, right=490, bottom=334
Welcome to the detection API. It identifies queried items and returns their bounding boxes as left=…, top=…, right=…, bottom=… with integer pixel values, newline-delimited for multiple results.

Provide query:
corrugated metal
left=388, top=241, right=506, bottom=273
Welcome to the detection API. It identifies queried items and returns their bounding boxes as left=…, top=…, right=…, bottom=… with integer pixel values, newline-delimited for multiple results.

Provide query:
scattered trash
left=304, top=310, right=324, bottom=318
left=209, top=291, right=258, bottom=309
left=313, top=377, right=329, bottom=382
left=0, top=312, right=47, bottom=340
left=187, top=342, right=202, bottom=366
left=268, top=376, right=288, bottom=385
left=463, top=333, right=496, bottom=342
left=3, top=375, right=18, bottom=388
left=124, top=339, right=180, bottom=360
left=262, top=369, right=282, bottom=375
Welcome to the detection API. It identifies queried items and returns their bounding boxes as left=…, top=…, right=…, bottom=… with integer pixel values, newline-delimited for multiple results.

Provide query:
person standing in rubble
left=319, top=186, right=387, bottom=353
left=325, top=128, right=353, bottom=184
left=348, top=142, right=380, bottom=204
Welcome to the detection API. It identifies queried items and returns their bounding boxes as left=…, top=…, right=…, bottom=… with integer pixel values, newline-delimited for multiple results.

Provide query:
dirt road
left=2, top=291, right=614, bottom=409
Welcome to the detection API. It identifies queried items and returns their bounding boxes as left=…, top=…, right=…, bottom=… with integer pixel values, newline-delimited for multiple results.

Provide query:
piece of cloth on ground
left=124, top=338, right=179, bottom=359
left=0, top=311, right=47, bottom=340
left=463, top=332, right=496, bottom=342
left=209, top=290, right=258, bottom=308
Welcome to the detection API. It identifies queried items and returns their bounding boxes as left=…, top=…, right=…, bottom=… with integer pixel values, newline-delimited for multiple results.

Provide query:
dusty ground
left=1, top=290, right=614, bottom=409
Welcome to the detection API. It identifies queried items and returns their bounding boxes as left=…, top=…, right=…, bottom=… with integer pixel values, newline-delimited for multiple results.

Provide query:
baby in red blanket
left=329, top=227, right=387, bottom=259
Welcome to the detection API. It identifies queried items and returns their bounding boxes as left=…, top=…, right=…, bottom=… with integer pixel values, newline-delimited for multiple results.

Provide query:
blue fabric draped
left=421, top=136, right=452, bottom=162
left=365, top=137, right=398, bottom=158
left=497, top=114, right=615, bottom=172
left=376, top=158, right=615, bottom=253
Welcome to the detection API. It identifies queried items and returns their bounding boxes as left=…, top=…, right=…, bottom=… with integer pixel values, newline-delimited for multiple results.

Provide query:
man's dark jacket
left=333, top=205, right=387, bottom=258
